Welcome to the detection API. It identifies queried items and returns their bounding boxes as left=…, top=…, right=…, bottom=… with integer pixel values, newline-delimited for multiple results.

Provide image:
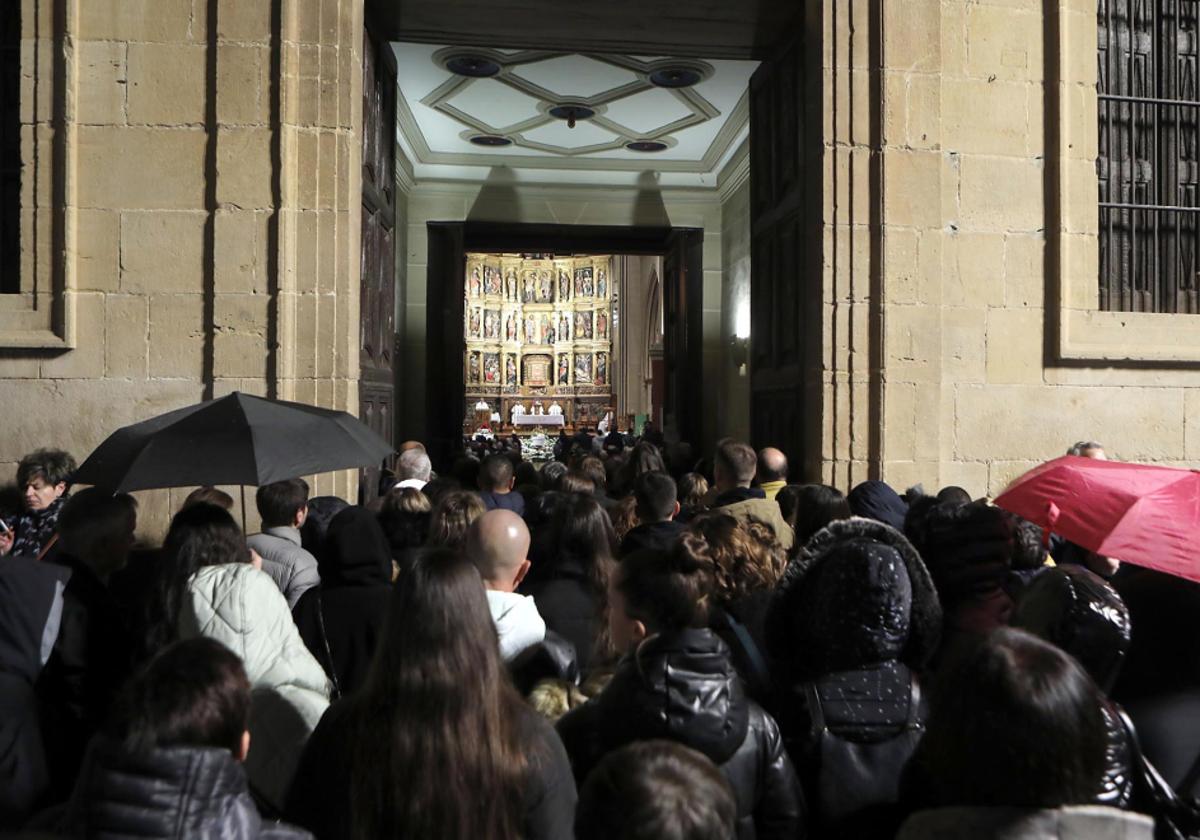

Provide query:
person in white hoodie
left=465, top=509, right=546, bottom=661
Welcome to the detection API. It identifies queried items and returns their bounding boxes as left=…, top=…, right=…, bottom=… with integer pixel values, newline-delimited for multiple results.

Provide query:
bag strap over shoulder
left=720, top=608, right=772, bottom=695
left=906, top=675, right=923, bottom=729
left=315, top=589, right=342, bottom=701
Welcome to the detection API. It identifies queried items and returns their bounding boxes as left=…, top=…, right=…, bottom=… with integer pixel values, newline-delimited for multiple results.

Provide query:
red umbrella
left=994, top=455, right=1200, bottom=584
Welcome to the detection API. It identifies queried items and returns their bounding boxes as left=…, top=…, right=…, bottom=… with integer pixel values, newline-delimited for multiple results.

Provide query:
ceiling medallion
left=548, top=104, right=596, bottom=129
left=469, top=134, right=513, bottom=147
left=445, top=54, right=502, bottom=78
left=649, top=66, right=704, bottom=88
left=626, top=140, right=669, bottom=153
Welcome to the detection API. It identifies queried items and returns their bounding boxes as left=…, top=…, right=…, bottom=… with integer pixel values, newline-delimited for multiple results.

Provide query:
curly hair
left=687, top=512, right=786, bottom=604
left=609, top=496, right=638, bottom=541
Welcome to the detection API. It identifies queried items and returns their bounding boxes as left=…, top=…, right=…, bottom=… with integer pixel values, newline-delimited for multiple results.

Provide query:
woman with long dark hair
left=522, top=493, right=617, bottom=672
left=285, top=549, right=576, bottom=840
left=137, top=503, right=251, bottom=664
left=897, top=628, right=1142, bottom=839
left=135, top=502, right=329, bottom=811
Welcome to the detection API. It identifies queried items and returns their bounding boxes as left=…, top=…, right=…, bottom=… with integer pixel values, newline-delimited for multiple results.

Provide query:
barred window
left=1, top=5, right=17, bottom=294
left=1098, top=0, right=1200, bottom=313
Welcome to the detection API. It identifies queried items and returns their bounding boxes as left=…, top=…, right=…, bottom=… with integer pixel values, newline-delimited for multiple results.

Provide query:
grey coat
left=247, top=527, right=320, bottom=610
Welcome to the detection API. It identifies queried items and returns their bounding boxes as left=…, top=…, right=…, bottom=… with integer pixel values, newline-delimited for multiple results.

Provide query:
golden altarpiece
left=463, top=254, right=616, bottom=431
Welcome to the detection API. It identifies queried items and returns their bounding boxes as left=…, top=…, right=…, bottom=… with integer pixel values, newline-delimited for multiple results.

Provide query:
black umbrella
left=74, top=392, right=394, bottom=493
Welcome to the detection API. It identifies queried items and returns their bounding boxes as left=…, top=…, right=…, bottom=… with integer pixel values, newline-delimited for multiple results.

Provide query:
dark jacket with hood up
left=1010, top=566, right=1136, bottom=810
left=556, top=627, right=805, bottom=840
left=765, top=517, right=943, bottom=838
left=64, top=737, right=309, bottom=839
left=0, top=557, right=70, bottom=828
left=292, top=507, right=392, bottom=697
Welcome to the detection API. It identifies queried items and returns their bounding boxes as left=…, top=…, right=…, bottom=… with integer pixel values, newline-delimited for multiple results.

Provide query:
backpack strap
left=315, top=589, right=342, bottom=701
left=906, top=674, right=923, bottom=729
left=720, top=607, right=772, bottom=696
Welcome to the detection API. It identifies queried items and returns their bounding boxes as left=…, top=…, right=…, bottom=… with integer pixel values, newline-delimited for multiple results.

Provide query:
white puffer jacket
left=898, top=805, right=1154, bottom=840
left=180, top=563, right=331, bottom=811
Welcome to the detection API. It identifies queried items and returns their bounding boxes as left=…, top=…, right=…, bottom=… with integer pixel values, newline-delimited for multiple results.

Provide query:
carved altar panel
left=464, top=252, right=616, bottom=427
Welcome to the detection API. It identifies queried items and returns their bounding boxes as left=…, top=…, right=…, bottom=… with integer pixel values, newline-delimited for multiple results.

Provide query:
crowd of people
left=0, top=435, right=1197, bottom=839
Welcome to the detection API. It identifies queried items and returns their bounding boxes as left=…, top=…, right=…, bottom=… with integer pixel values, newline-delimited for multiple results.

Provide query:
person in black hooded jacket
left=292, top=507, right=392, bottom=697
left=1010, top=565, right=1136, bottom=810
left=556, top=534, right=805, bottom=840
left=61, top=637, right=307, bottom=839
left=765, top=517, right=942, bottom=839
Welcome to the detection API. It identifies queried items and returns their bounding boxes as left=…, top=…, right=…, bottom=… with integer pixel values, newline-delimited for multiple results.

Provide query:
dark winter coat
left=1010, top=566, right=1136, bottom=809
left=292, top=507, right=392, bottom=697
left=521, top=558, right=602, bottom=673
left=284, top=699, right=576, bottom=840
left=38, top=553, right=137, bottom=805
left=1112, top=568, right=1200, bottom=797
left=0, top=557, right=70, bottom=828
left=766, top=517, right=943, bottom=838
left=556, top=627, right=805, bottom=840
left=65, top=737, right=309, bottom=839
left=618, top=519, right=686, bottom=557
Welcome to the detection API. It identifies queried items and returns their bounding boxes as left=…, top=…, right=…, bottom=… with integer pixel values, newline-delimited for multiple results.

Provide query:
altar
left=512, top=414, right=565, bottom=429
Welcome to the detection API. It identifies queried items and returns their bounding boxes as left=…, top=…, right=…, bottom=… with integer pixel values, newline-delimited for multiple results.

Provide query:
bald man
left=465, top=509, right=546, bottom=661
left=756, top=447, right=789, bottom=501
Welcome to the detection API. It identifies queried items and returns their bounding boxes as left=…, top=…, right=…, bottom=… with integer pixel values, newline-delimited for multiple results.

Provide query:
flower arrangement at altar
left=524, top=432, right=555, bottom=462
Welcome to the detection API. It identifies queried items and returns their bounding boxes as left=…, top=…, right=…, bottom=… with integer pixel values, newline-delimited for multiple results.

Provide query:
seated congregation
left=0, top=437, right=1193, bottom=839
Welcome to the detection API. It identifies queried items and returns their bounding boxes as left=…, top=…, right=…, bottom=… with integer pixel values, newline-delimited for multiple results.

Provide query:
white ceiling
left=391, top=42, right=757, bottom=186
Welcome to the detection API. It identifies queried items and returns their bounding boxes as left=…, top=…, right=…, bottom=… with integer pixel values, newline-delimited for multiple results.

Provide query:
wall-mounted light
left=731, top=299, right=750, bottom=377
left=734, top=300, right=751, bottom=340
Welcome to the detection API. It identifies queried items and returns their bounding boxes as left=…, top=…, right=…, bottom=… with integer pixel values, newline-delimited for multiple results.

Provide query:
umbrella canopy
left=74, top=392, right=393, bottom=493
left=994, top=455, right=1200, bottom=584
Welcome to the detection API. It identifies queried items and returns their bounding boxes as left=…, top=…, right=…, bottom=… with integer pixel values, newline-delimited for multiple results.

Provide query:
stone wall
left=0, top=0, right=364, bottom=541
left=821, top=0, right=1200, bottom=497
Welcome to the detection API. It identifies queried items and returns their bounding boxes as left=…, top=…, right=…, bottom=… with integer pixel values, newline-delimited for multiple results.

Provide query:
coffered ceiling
left=392, top=42, right=757, bottom=186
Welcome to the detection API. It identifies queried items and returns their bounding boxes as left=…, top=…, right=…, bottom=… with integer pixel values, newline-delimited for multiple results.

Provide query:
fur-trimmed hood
left=767, top=517, right=942, bottom=679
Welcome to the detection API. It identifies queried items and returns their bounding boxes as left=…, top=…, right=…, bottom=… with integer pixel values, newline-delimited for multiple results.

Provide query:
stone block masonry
left=1, top=0, right=365, bottom=542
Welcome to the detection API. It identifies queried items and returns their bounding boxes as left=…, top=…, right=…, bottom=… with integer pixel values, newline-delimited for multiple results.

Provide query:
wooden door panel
left=749, top=35, right=819, bottom=478
left=358, top=29, right=397, bottom=500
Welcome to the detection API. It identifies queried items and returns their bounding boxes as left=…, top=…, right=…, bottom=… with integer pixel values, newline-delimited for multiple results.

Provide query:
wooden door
left=748, top=36, right=821, bottom=479
left=661, top=229, right=704, bottom=448
left=359, top=29, right=397, bottom=500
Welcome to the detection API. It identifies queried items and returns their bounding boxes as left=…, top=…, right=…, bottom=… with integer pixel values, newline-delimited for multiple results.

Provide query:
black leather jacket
left=557, top=627, right=806, bottom=839
left=64, top=737, right=309, bottom=839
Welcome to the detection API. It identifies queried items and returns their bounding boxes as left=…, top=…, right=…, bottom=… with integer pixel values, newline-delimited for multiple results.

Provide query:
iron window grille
left=1098, top=0, right=1200, bottom=313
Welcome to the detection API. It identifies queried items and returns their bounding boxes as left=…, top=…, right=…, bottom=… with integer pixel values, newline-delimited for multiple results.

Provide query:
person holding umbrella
left=1049, top=442, right=1122, bottom=579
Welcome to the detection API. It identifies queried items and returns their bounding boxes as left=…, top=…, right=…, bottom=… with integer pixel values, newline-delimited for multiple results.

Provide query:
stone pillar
left=821, top=0, right=947, bottom=491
